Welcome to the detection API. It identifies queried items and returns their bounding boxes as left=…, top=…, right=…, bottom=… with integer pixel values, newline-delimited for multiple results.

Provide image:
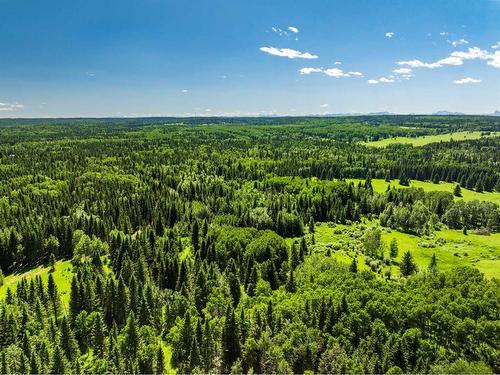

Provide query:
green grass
left=0, top=260, right=74, bottom=306
left=347, top=178, right=500, bottom=205
left=363, top=131, right=499, bottom=147
left=310, top=222, right=500, bottom=279
left=161, top=342, right=176, bottom=374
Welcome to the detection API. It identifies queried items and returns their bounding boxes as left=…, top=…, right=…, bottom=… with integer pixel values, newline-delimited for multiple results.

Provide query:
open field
left=0, top=260, right=74, bottom=305
left=310, top=222, right=500, bottom=279
left=347, top=178, right=500, bottom=205
left=363, top=131, right=499, bottom=147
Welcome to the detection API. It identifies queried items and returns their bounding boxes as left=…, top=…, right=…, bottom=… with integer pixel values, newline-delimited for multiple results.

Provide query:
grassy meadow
left=362, top=131, right=499, bottom=147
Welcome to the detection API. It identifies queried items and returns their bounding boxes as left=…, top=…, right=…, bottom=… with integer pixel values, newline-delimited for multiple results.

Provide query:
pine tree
left=49, top=253, right=56, bottom=272
left=94, top=313, right=106, bottom=356
left=191, top=220, right=199, bottom=254
left=308, top=217, right=315, bottom=234
left=428, top=253, right=438, bottom=273
left=60, top=315, right=80, bottom=362
left=69, top=276, right=80, bottom=319
left=349, top=257, right=358, bottom=273
left=222, top=307, right=241, bottom=372
left=453, top=184, right=462, bottom=197
left=390, top=238, right=398, bottom=259
left=123, top=312, right=138, bottom=357
left=286, top=269, right=296, bottom=292
left=51, top=345, right=67, bottom=375
left=400, top=251, right=417, bottom=276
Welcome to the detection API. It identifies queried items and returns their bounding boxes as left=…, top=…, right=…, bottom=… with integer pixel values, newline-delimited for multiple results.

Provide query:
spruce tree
left=428, top=253, right=438, bottom=273
left=390, top=238, right=398, bottom=259
left=222, top=307, right=241, bottom=373
left=349, top=257, right=358, bottom=273
left=400, top=251, right=417, bottom=276
left=286, top=269, right=296, bottom=293
left=453, top=184, right=462, bottom=197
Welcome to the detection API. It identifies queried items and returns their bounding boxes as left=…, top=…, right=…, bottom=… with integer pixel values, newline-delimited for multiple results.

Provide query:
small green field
left=310, top=222, right=500, bottom=279
left=347, top=178, right=500, bottom=205
left=363, top=131, right=498, bottom=147
left=0, top=260, right=74, bottom=306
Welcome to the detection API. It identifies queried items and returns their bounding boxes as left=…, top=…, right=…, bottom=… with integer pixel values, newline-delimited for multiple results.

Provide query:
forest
left=0, top=115, right=499, bottom=374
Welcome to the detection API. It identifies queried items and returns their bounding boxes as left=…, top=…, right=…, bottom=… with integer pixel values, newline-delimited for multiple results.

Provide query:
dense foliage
left=0, top=116, right=498, bottom=374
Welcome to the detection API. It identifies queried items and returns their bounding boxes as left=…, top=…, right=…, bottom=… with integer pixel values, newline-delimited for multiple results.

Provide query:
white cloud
left=439, top=32, right=449, bottom=36
left=453, top=77, right=481, bottom=84
left=299, top=67, right=323, bottom=75
left=486, top=51, right=500, bottom=68
left=492, top=42, right=500, bottom=49
left=385, top=32, right=395, bottom=38
left=319, top=103, right=329, bottom=108
left=288, top=26, right=299, bottom=34
left=324, top=68, right=346, bottom=77
left=367, top=76, right=395, bottom=84
left=379, top=77, right=395, bottom=83
left=397, top=56, right=462, bottom=69
left=260, top=46, right=318, bottom=59
left=334, top=61, right=342, bottom=65
left=450, top=38, right=469, bottom=47
left=435, top=56, right=463, bottom=66
left=451, top=46, right=489, bottom=60
left=0, top=102, right=24, bottom=112
left=299, top=67, right=363, bottom=78
left=181, top=89, right=189, bottom=93
left=393, top=68, right=412, bottom=74
left=398, top=47, right=500, bottom=72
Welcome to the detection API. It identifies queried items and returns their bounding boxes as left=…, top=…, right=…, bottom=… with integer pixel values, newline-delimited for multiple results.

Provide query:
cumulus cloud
left=334, top=61, right=342, bottom=65
left=324, top=68, right=346, bottom=77
left=385, top=32, right=395, bottom=38
left=397, top=47, right=500, bottom=71
left=288, top=26, right=299, bottom=34
left=368, top=76, right=395, bottom=84
left=486, top=51, right=500, bottom=68
left=260, top=46, right=318, bottom=59
left=299, top=67, right=323, bottom=75
left=0, top=102, right=24, bottom=112
left=319, top=103, right=329, bottom=108
left=398, top=56, right=462, bottom=68
left=492, top=42, right=500, bottom=49
left=453, top=77, right=481, bottom=84
left=439, top=32, right=449, bottom=36
left=379, top=77, right=395, bottom=83
left=451, top=47, right=489, bottom=60
left=393, top=68, right=412, bottom=74
left=450, top=39, right=469, bottom=47
left=299, top=67, right=363, bottom=78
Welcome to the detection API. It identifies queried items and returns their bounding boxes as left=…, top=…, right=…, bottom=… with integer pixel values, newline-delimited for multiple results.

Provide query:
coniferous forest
left=0, top=116, right=499, bottom=374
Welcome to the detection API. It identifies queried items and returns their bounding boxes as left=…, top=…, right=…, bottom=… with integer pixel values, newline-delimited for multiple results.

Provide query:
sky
left=0, top=0, right=499, bottom=117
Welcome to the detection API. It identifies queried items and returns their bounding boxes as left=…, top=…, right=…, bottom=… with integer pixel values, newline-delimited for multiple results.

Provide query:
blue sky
left=0, top=0, right=499, bottom=117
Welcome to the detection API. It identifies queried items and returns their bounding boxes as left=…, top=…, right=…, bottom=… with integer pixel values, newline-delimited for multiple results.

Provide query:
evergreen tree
left=428, top=253, right=438, bottom=273
left=453, top=184, right=462, bottom=197
left=222, top=307, right=241, bottom=372
left=51, top=345, right=67, bottom=375
left=123, top=312, right=138, bottom=357
left=308, top=217, right=315, bottom=233
left=400, top=251, right=417, bottom=276
left=349, top=257, right=358, bottom=273
left=286, top=269, right=296, bottom=293
left=390, top=238, right=398, bottom=259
